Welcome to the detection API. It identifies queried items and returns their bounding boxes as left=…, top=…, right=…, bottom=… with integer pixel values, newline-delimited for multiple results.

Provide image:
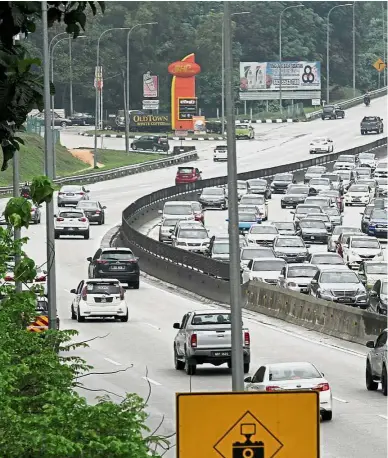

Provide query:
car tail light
left=95, top=210, right=101, bottom=214
left=266, top=386, right=281, bottom=392
left=81, top=285, right=88, bottom=301
left=244, top=331, right=250, bottom=347
left=56, top=217, right=64, bottom=222
left=58, top=192, right=64, bottom=196
left=78, top=192, right=84, bottom=196
left=314, top=383, right=330, bottom=392
left=78, top=217, right=87, bottom=222
left=96, top=260, right=108, bottom=264
left=190, top=333, right=197, bottom=348
left=35, top=275, right=47, bottom=282
left=4, top=275, right=14, bottom=281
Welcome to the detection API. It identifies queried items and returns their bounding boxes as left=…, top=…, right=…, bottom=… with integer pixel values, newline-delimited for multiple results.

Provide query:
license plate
left=337, top=297, right=352, bottom=302
left=110, top=265, right=125, bottom=270
left=66, top=193, right=75, bottom=196
left=68, top=227, right=74, bottom=231
left=213, top=351, right=230, bottom=357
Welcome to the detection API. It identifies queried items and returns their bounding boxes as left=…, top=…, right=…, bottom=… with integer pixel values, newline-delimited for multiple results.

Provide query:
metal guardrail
left=306, top=87, right=387, bottom=120
left=0, top=149, right=198, bottom=196
left=121, top=137, right=388, bottom=285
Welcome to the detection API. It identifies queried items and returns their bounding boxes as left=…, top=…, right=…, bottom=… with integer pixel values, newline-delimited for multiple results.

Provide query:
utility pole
left=123, top=70, right=130, bottom=155
left=221, top=19, right=225, bottom=135
left=352, top=3, right=356, bottom=97
left=69, top=35, right=73, bottom=115
left=42, top=1, right=58, bottom=330
left=224, top=1, right=244, bottom=392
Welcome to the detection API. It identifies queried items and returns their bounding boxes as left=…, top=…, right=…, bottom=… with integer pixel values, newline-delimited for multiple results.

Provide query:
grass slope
left=92, top=149, right=164, bottom=170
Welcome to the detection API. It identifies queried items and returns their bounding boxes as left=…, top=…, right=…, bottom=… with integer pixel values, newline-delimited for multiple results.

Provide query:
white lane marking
left=144, top=322, right=161, bottom=331
left=142, top=376, right=161, bottom=386
left=333, top=396, right=349, bottom=403
left=104, top=357, right=122, bottom=366
left=378, top=415, right=388, bottom=420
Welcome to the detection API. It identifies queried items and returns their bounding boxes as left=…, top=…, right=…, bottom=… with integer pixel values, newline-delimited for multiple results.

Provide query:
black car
left=360, top=204, right=375, bottom=233
left=69, top=112, right=95, bottom=126
left=270, top=173, right=295, bottom=194
left=369, top=279, right=388, bottom=315
left=280, top=185, right=310, bottom=208
left=321, top=105, right=345, bottom=120
left=76, top=200, right=106, bottom=225
left=247, top=179, right=272, bottom=199
left=198, top=187, right=228, bottom=209
left=295, top=219, right=329, bottom=244
left=131, top=135, right=169, bottom=152
left=87, top=247, right=140, bottom=289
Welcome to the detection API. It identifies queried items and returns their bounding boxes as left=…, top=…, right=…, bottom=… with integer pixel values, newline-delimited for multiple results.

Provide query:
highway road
left=4, top=97, right=387, bottom=457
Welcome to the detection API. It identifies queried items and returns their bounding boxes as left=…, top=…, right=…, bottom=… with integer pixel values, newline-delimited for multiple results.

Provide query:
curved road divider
left=0, top=148, right=198, bottom=196
left=118, top=136, right=387, bottom=341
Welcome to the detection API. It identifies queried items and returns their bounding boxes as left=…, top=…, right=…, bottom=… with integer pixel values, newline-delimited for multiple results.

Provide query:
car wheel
left=60, top=121, right=67, bottom=128
left=321, top=410, right=332, bottom=421
left=132, top=280, right=140, bottom=289
left=366, top=361, right=378, bottom=390
left=54, top=231, right=60, bottom=239
left=77, top=308, right=85, bottom=322
left=244, top=363, right=250, bottom=374
left=132, top=144, right=137, bottom=150
left=184, top=358, right=196, bottom=375
left=382, top=365, right=387, bottom=396
left=84, top=231, right=90, bottom=240
left=119, top=312, right=129, bottom=323
left=71, top=305, right=76, bottom=320
left=174, top=347, right=185, bottom=370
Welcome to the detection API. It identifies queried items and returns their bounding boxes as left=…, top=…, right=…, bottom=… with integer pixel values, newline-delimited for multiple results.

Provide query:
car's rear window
left=86, top=282, right=120, bottom=294
left=269, top=363, right=321, bottom=381
left=78, top=201, right=98, bottom=208
left=61, top=186, right=81, bottom=192
left=191, top=313, right=231, bottom=325
left=59, top=212, right=83, bottom=218
left=100, top=251, right=135, bottom=261
left=35, top=300, right=48, bottom=315
left=178, top=168, right=194, bottom=174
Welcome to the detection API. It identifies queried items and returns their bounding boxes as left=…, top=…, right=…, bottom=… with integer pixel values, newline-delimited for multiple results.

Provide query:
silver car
left=158, top=217, right=181, bottom=243
left=327, top=226, right=361, bottom=252
left=240, top=246, right=276, bottom=268
left=304, top=165, right=327, bottom=184
left=278, top=263, right=318, bottom=294
left=57, top=185, right=90, bottom=207
left=307, top=252, right=346, bottom=270
left=324, top=206, right=343, bottom=226
left=171, top=223, right=210, bottom=253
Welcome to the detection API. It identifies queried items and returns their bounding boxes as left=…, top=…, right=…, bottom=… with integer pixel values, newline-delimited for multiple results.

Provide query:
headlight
left=176, top=242, right=186, bottom=246
left=251, top=276, right=263, bottom=282
left=287, top=282, right=298, bottom=287
left=319, top=289, right=333, bottom=297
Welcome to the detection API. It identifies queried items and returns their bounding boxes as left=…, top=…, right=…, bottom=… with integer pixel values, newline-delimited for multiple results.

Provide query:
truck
left=173, top=309, right=251, bottom=375
left=360, top=116, right=384, bottom=135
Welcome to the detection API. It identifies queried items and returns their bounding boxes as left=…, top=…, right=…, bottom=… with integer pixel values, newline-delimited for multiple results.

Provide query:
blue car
left=368, top=208, right=388, bottom=238
left=227, top=211, right=262, bottom=234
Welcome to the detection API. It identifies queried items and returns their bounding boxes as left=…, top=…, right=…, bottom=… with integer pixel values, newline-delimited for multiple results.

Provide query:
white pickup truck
left=173, top=309, right=251, bottom=375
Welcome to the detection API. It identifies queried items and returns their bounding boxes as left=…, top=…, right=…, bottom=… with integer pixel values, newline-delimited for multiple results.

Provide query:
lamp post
left=279, top=4, right=304, bottom=113
left=94, top=28, right=131, bottom=169
left=326, top=3, right=352, bottom=104
left=125, top=22, right=157, bottom=155
left=221, top=11, right=250, bottom=135
left=352, top=2, right=356, bottom=97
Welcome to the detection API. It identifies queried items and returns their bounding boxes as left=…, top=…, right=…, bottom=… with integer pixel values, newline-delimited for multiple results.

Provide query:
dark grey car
left=198, top=187, right=228, bottom=209
left=76, top=200, right=106, bottom=225
left=281, top=185, right=310, bottom=208
left=270, top=173, right=295, bottom=193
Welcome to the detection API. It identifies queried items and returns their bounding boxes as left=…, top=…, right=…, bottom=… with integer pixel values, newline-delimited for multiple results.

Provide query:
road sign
left=312, top=98, right=321, bottom=106
left=373, top=58, right=386, bottom=72
left=176, top=391, right=320, bottom=458
left=175, top=130, right=188, bottom=137
left=142, top=99, right=159, bottom=110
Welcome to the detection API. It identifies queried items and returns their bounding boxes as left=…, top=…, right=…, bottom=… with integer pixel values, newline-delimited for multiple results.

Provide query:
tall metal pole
left=42, top=1, right=58, bottom=331
left=224, top=1, right=244, bottom=392
left=221, top=19, right=225, bottom=134
left=69, top=36, right=73, bottom=115
left=50, top=45, right=56, bottom=178
left=12, top=152, right=22, bottom=293
left=383, top=3, right=387, bottom=87
left=352, top=3, right=356, bottom=97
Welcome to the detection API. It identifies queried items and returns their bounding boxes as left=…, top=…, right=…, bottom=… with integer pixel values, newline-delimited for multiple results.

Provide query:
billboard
left=178, top=97, right=197, bottom=121
left=130, top=113, right=170, bottom=128
left=240, top=61, right=321, bottom=91
left=143, top=71, right=158, bottom=98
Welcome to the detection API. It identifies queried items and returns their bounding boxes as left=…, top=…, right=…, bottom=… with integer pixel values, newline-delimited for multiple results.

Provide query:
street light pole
left=326, top=4, right=352, bottom=104
left=125, top=22, right=157, bottom=155
left=224, top=1, right=244, bottom=392
left=42, top=1, right=58, bottom=330
left=279, top=5, right=304, bottom=113
left=69, top=35, right=73, bottom=115
left=352, top=2, right=356, bottom=97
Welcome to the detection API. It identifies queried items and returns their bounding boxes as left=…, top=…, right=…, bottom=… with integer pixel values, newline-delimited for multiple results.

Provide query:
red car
left=189, top=201, right=205, bottom=224
left=175, top=166, right=202, bottom=185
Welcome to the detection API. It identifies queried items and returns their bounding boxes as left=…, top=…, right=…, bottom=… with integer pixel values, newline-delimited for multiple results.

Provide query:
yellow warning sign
left=176, top=391, right=320, bottom=458
left=373, top=58, right=386, bottom=72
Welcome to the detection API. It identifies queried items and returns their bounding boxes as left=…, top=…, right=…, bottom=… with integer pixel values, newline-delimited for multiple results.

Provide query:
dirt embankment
left=68, top=149, right=104, bottom=168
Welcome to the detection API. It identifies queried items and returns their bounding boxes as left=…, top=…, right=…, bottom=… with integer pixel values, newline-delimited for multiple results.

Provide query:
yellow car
left=235, top=123, right=254, bottom=140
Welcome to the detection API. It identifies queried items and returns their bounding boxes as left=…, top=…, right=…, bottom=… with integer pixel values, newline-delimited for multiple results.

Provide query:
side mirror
left=225, top=218, right=229, bottom=222
left=244, top=376, right=252, bottom=383
left=158, top=210, right=163, bottom=214
left=360, top=212, right=364, bottom=216
left=43, top=270, right=47, bottom=274
left=173, top=322, right=181, bottom=329
left=369, top=290, right=378, bottom=297
left=366, top=340, right=375, bottom=348
left=87, top=257, right=92, bottom=262
left=86, top=190, right=90, bottom=193
left=305, top=244, right=311, bottom=248
left=310, top=279, right=317, bottom=284
left=102, top=206, right=107, bottom=209
left=53, top=214, right=57, bottom=218
left=293, top=180, right=297, bottom=184
left=290, top=211, right=295, bottom=214
left=171, top=235, right=176, bottom=240
left=157, top=223, right=162, bottom=226
left=70, top=288, right=77, bottom=294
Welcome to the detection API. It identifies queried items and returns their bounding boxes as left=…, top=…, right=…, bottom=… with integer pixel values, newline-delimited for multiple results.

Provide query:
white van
left=158, top=201, right=195, bottom=221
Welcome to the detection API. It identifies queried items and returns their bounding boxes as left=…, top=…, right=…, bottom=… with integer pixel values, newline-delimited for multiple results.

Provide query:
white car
left=240, top=246, right=276, bottom=268
left=304, top=165, right=327, bottom=184
left=309, top=137, right=334, bottom=154
left=374, top=161, right=388, bottom=179
left=244, top=361, right=333, bottom=421
left=54, top=208, right=90, bottom=239
left=237, top=180, right=249, bottom=199
left=246, top=224, right=278, bottom=246
left=213, top=145, right=227, bottom=162
left=308, top=252, right=346, bottom=270
left=333, top=155, right=356, bottom=171
left=171, top=222, right=210, bottom=254
left=355, top=167, right=372, bottom=181
left=241, top=194, right=268, bottom=220
left=70, top=278, right=128, bottom=322
left=343, top=235, right=383, bottom=269
left=242, top=257, right=286, bottom=284
left=358, top=152, right=376, bottom=169
left=344, top=184, right=371, bottom=206
left=1, top=263, right=48, bottom=295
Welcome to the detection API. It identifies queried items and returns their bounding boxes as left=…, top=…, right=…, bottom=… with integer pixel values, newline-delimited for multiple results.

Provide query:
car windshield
left=358, top=180, right=375, bottom=187
left=307, top=167, right=326, bottom=174
left=250, top=226, right=278, bottom=234
left=191, top=313, right=231, bottom=325
left=213, top=243, right=229, bottom=254
left=59, top=211, right=83, bottom=218
left=306, top=214, right=329, bottom=222
left=191, top=202, right=202, bottom=211
left=77, top=201, right=99, bottom=208
left=365, top=263, right=386, bottom=275
left=215, top=146, right=227, bottom=150
left=322, top=174, right=338, bottom=182
left=300, top=220, right=326, bottom=229
left=100, top=250, right=136, bottom=261
left=247, top=195, right=265, bottom=204
left=371, top=209, right=388, bottom=219
left=162, top=218, right=180, bottom=227
left=288, top=266, right=318, bottom=278
left=363, top=117, right=378, bottom=122
left=178, top=168, right=194, bottom=174
left=249, top=180, right=266, bottom=187
left=275, top=238, right=304, bottom=247
left=273, top=222, right=294, bottom=230
left=274, top=174, right=292, bottom=182
left=164, top=205, right=192, bottom=215
left=312, top=254, right=343, bottom=265
left=356, top=169, right=370, bottom=175
left=338, top=156, right=354, bottom=163
left=241, top=248, right=274, bottom=260
left=203, top=188, right=223, bottom=196
left=241, top=197, right=263, bottom=205
left=359, top=153, right=374, bottom=159
left=86, top=281, right=121, bottom=295
left=337, top=171, right=351, bottom=180
left=351, top=238, right=380, bottom=249
left=349, top=185, right=368, bottom=192
left=252, top=260, right=285, bottom=271
left=310, top=179, right=330, bottom=186
left=239, top=212, right=256, bottom=222
left=287, top=187, right=308, bottom=194
left=296, top=206, right=321, bottom=214
left=238, top=124, right=249, bottom=129
left=61, top=185, right=82, bottom=192
left=320, top=271, right=359, bottom=283
left=237, top=182, right=247, bottom=189
left=376, top=177, right=388, bottom=185
left=332, top=226, right=359, bottom=235
left=269, top=363, right=321, bottom=381
left=382, top=282, right=388, bottom=295
left=323, top=106, right=334, bottom=112
left=325, top=207, right=340, bottom=216
left=305, top=199, right=328, bottom=207
left=179, top=229, right=207, bottom=239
